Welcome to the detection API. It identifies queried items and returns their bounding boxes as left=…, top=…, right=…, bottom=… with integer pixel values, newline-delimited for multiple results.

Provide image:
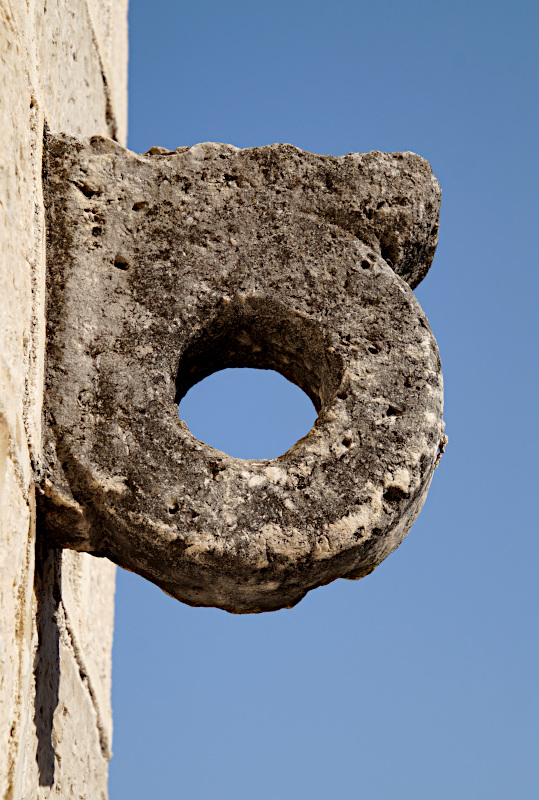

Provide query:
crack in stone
left=57, top=602, right=112, bottom=761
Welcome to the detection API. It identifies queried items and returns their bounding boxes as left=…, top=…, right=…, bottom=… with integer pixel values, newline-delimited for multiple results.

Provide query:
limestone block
left=86, top=0, right=129, bottom=144
left=1, top=0, right=127, bottom=794
left=41, top=641, right=109, bottom=800
left=23, top=617, right=110, bottom=800
left=8, top=544, right=112, bottom=800
left=59, top=550, right=115, bottom=752
left=34, top=0, right=111, bottom=138
left=0, top=6, right=39, bottom=450
left=39, top=134, right=444, bottom=613
left=27, top=546, right=110, bottom=799
left=0, top=10, right=42, bottom=795
left=0, top=440, right=34, bottom=800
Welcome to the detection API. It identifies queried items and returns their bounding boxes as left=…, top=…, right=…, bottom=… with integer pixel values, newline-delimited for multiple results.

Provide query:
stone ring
left=39, top=135, right=443, bottom=612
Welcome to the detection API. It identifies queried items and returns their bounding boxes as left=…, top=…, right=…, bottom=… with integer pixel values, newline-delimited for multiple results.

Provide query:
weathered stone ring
left=39, top=135, right=443, bottom=612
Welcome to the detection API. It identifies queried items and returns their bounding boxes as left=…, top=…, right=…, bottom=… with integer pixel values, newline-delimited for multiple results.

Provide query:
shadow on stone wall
left=33, top=539, right=61, bottom=786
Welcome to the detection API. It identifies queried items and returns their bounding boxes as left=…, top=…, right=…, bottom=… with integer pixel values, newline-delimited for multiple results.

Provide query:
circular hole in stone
left=178, top=367, right=317, bottom=459
left=175, top=296, right=343, bottom=458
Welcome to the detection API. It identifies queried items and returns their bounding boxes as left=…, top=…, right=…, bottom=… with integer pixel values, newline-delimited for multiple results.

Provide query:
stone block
left=34, top=0, right=111, bottom=138
left=59, top=550, right=115, bottom=753
left=86, top=0, right=129, bottom=144
left=1, top=0, right=127, bottom=795
left=0, top=10, right=41, bottom=795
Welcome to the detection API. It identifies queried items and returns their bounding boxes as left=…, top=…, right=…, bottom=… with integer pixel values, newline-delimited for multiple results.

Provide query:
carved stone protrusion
left=38, top=133, right=443, bottom=613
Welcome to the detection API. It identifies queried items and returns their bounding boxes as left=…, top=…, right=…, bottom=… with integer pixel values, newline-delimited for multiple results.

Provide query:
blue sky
left=109, top=2, right=539, bottom=797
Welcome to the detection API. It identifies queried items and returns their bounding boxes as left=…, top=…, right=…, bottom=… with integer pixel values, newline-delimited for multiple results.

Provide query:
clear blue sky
left=109, top=2, right=539, bottom=797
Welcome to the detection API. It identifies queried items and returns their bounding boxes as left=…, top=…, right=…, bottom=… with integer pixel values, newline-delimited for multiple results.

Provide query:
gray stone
left=39, top=133, right=444, bottom=613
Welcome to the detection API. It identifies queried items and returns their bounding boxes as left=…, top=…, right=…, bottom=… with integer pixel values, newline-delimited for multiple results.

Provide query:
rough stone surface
left=40, top=135, right=443, bottom=614
left=0, top=1, right=127, bottom=798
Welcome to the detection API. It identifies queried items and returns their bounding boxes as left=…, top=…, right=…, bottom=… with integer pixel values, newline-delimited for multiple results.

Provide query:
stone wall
left=0, top=1, right=128, bottom=797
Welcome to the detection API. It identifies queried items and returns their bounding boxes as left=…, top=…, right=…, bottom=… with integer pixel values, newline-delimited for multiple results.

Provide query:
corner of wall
left=0, top=2, right=129, bottom=797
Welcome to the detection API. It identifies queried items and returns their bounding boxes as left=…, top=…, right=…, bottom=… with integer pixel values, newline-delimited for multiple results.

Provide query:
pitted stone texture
left=40, top=133, right=443, bottom=613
